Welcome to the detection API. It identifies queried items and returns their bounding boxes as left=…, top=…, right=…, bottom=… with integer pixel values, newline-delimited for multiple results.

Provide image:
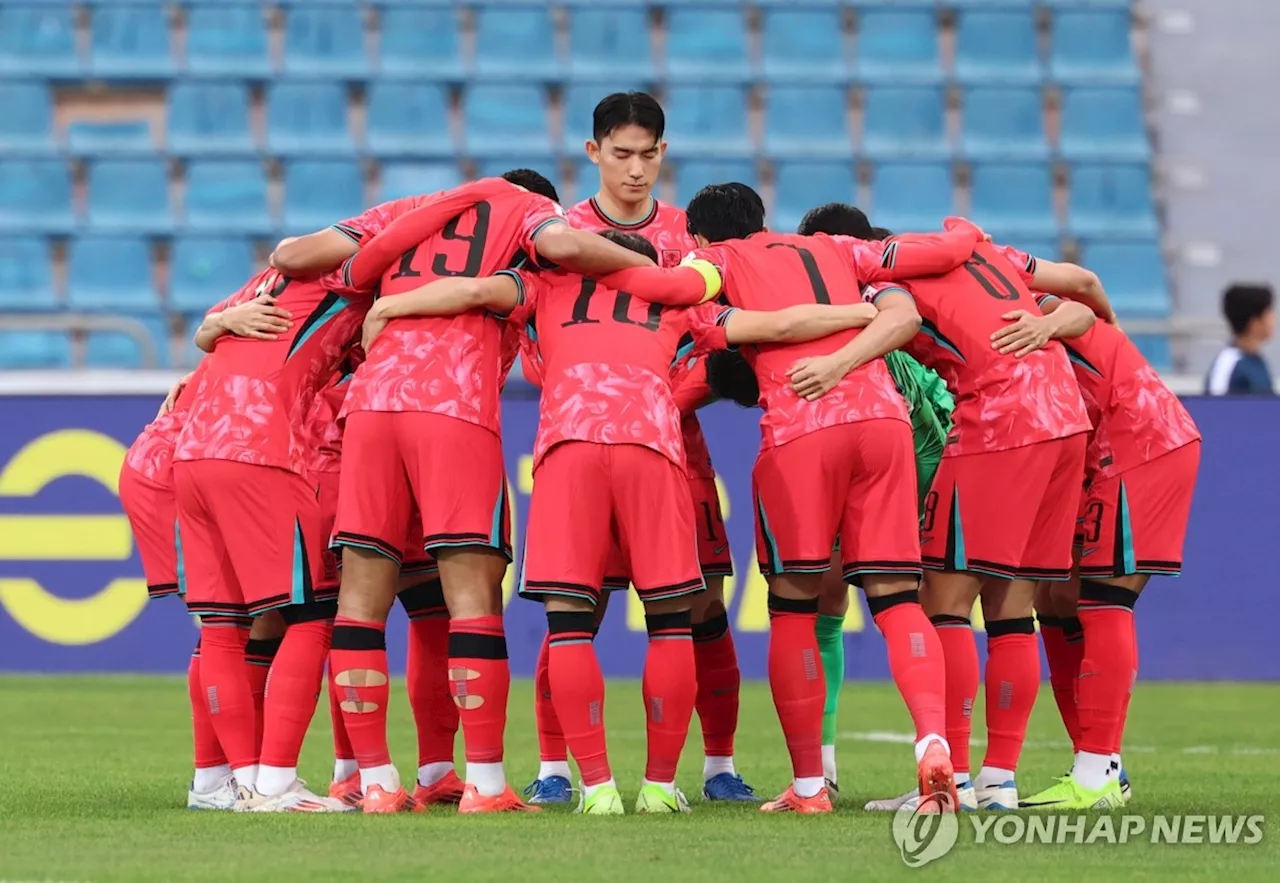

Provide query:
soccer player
left=173, top=262, right=371, bottom=813
left=799, top=210, right=1095, bottom=811
left=324, top=173, right=657, bottom=814
left=523, top=90, right=755, bottom=804
left=996, top=287, right=1201, bottom=809
left=353, top=228, right=887, bottom=814
left=599, top=186, right=986, bottom=813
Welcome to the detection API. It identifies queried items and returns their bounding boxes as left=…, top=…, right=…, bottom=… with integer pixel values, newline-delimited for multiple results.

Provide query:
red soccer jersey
left=332, top=196, right=432, bottom=247
left=303, top=362, right=358, bottom=476
left=691, top=233, right=911, bottom=449
left=340, top=189, right=566, bottom=435
left=174, top=268, right=367, bottom=475
left=862, top=242, right=1091, bottom=457
left=566, top=197, right=694, bottom=269
left=124, top=362, right=209, bottom=485
left=1037, top=295, right=1201, bottom=480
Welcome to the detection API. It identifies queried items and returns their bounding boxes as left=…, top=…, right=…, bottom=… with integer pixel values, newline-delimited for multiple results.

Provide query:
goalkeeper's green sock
left=816, top=614, right=846, bottom=785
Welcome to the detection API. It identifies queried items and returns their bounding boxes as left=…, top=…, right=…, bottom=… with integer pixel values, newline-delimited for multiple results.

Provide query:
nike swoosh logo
left=1079, top=548, right=1098, bottom=558
left=920, top=536, right=933, bottom=544
left=713, top=543, right=729, bottom=555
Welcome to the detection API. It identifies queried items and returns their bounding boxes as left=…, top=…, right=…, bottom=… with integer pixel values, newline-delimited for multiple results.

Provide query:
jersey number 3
left=562, top=279, right=663, bottom=331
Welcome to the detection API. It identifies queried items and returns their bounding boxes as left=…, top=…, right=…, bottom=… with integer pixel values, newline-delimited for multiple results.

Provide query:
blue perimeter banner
left=0, top=395, right=1273, bottom=680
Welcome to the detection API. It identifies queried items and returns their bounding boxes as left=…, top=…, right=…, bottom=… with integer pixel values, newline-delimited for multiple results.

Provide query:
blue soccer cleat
left=1119, top=767, right=1131, bottom=804
left=702, top=772, right=761, bottom=802
left=523, top=775, right=574, bottom=805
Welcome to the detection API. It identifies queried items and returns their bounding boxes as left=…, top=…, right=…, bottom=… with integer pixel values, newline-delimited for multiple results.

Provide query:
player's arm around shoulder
left=719, top=302, right=880, bottom=346
left=360, top=271, right=526, bottom=351
left=1028, top=258, right=1117, bottom=325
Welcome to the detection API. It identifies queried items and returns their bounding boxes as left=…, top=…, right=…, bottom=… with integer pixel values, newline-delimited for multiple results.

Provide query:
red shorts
left=753, top=420, right=922, bottom=584
left=520, top=442, right=704, bottom=607
left=1078, top=441, right=1200, bottom=579
left=317, top=469, right=341, bottom=593
left=174, top=460, right=326, bottom=619
left=923, top=434, right=1088, bottom=580
left=601, top=475, right=733, bottom=590
left=333, top=411, right=511, bottom=562
left=119, top=464, right=179, bottom=599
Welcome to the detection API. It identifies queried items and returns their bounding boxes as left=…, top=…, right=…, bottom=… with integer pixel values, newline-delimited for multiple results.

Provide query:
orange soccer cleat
left=412, top=770, right=466, bottom=807
left=360, top=784, right=423, bottom=814
left=457, top=784, right=541, bottom=814
left=329, top=772, right=361, bottom=808
left=759, top=785, right=833, bottom=814
left=916, top=740, right=960, bottom=814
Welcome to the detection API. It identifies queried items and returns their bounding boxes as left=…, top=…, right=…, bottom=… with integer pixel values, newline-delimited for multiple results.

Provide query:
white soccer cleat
left=187, top=774, right=238, bottom=811
left=976, top=779, right=1019, bottom=811
left=865, top=781, right=978, bottom=813
left=244, top=779, right=354, bottom=813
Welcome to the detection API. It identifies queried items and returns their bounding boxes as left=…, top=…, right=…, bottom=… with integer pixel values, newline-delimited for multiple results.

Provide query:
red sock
left=329, top=616, right=392, bottom=769
left=982, top=619, right=1040, bottom=772
left=1040, top=617, right=1084, bottom=750
left=189, top=642, right=226, bottom=771
left=244, top=636, right=279, bottom=756
left=767, top=598, right=825, bottom=780
left=260, top=618, right=332, bottom=768
left=546, top=612, right=610, bottom=785
left=932, top=615, right=979, bottom=775
left=643, top=611, right=697, bottom=783
left=1077, top=582, right=1139, bottom=757
left=448, top=615, right=509, bottom=764
left=198, top=624, right=257, bottom=770
left=1115, top=615, right=1137, bottom=754
left=872, top=596, right=946, bottom=741
left=692, top=612, right=740, bottom=760
left=534, top=631, right=569, bottom=763
left=408, top=614, right=458, bottom=767
left=327, top=663, right=354, bottom=764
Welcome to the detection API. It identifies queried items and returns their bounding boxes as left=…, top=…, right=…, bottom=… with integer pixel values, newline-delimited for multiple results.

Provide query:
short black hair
left=593, top=91, right=665, bottom=142
left=599, top=229, right=658, bottom=263
left=502, top=168, right=559, bottom=203
left=869, top=226, right=894, bottom=240
left=797, top=203, right=873, bottom=239
left=686, top=184, right=766, bottom=243
left=706, top=350, right=759, bottom=408
left=1223, top=283, right=1274, bottom=336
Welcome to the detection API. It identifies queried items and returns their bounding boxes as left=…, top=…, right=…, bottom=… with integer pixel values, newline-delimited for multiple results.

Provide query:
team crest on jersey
left=661, top=249, right=682, bottom=268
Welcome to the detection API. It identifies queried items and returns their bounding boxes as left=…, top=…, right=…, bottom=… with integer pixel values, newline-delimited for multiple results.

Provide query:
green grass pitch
left=0, top=677, right=1276, bottom=882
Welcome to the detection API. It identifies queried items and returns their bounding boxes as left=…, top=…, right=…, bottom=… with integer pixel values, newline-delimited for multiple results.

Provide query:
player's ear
left=694, top=233, right=710, bottom=249
left=585, top=140, right=601, bottom=164
left=658, top=139, right=669, bottom=160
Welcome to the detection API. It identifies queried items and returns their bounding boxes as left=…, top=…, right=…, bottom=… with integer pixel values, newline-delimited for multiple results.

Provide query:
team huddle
left=118, top=92, right=1201, bottom=816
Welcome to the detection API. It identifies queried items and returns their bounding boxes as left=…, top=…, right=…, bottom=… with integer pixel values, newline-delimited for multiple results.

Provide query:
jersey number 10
left=562, top=279, right=663, bottom=331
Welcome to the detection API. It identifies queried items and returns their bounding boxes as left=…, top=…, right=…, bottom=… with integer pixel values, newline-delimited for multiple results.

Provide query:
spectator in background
left=1206, top=283, right=1275, bottom=395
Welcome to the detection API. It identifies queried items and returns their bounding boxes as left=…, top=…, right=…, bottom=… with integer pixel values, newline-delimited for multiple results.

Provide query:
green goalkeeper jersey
left=884, top=350, right=954, bottom=514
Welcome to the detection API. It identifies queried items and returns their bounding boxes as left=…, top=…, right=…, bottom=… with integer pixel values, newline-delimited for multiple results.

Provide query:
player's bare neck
left=594, top=189, right=655, bottom=227
left=1234, top=334, right=1264, bottom=355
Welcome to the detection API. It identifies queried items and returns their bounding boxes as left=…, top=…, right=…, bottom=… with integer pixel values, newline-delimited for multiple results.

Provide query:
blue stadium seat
left=474, top=160, right=562, bottom=197
left=969, top=162, right=1058, bottom=240
left=0, top=332, right=72, bottom=370
left=282, top=5, right=367, bottom=78
left=673, top=160, right=758, bottom=206
left=67, top=236, right=161, bottom=312
left=955, top=11, right=1041, bottom=86
left=67, top=119, right=154, bottom=157
left=760, top=9, right=849, bottom=84
left=772, top=162, right=857, bottom=233
left=366, top=81, right=452, bottom=158
left=854, top=10, right=943, bottom=85
left=266, top=82, right=353, bottom=156
left=960, top=87, right=1049, bottom=161
left=1044, top=0, right=1133, bottom=8
left=942, top=0, right=1045, bottom=7
left=86, top=315, right=171, bottom=369
left=1003, top=237, right=1062, bottom=263
left=168, top=82, right=254, bottom=156
left=0, top=160, right=74, bottom=234
left=665, top=86, right=752, bottom=158
left=184, top=4, right=271, bottom=78
left=1068, top=162, right=1158, bottom=239
left=169, top=235, right=255, bottom=314
left=0, top=82, right=56, bottom=155
left=473, top=5, right=560, bottom=80
left=86, top=159, right=172, bottom=234
left=88, top=3, right=174, bottom=80
left=0, top=6, right=79, bottom=78
left=1058, top=87, right=1150, bottom=161
left=861, top=87, right=949, bottom=160
left=462, top=84, right=553, bottom=158
left=1079, top=240, right=1171, bottom=318
left=665, top=6, right=750, bottom=83
left=568, top=7, right=654, bottom=81
left=377, top=5, right=463, bottom=80
left=870, top=162, right=955, bottom=233
left=282, top=160, right=365, bottom=234
left=379, top=162, right=464, bottom=203
left=0, top=238, right=56, bottom=311
left=562, top=82, right=638, bottom=148
left=763, top=86, right=850, bottom=159
left=1131, top=335, right=1172, bottom=371
left=1050, top=10, right=1139, bottom=84
left=184, top=160, right=272, bottom=235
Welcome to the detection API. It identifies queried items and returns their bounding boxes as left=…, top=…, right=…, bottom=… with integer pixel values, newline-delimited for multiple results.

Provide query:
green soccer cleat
left=634, top=783, right=691, bottom=814
left=578, top=783, right=624, bottom=816
left=1019, top=774, right=1124, bottom=811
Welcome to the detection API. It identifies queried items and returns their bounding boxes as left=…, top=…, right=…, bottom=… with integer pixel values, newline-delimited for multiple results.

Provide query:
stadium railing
left=0, top=314, right=161, bottom=370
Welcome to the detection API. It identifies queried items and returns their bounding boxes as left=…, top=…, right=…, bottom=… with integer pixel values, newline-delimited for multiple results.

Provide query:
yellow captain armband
left=680, top=257, right=723, bottom=303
